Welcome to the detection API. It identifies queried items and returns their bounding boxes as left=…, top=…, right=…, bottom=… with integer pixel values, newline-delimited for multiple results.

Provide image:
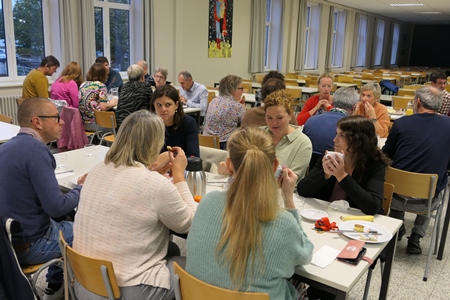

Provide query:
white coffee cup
left=326, top=151, right=344, bottom=160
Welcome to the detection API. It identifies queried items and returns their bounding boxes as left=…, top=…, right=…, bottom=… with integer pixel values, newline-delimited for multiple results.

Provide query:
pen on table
left=55, top=169, right=74, bottom=175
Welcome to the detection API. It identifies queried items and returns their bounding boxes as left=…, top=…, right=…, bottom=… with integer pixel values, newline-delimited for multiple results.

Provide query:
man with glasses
left=430, top=71, right=450, bottom=116
left=178, top=70, right=209, bottom=124
left=0, top=98, right=86, bottom=300
left=22, top=55, right=60, bottom=99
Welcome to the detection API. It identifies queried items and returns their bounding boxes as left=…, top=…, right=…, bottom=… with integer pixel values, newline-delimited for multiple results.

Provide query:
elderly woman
left=298, top=115, right=389, bottom=215
left=78, top=62, right=118, bottom=131
left=186, top=127, right=313, bottom=300
left=353, top=82, right=390, bottom=138
left=203, top=75, right=246, bottom=149
left=154, top=67, right=169, bottom=88
left=73, top=110, right=197, bottom=300
left=297, top=73, right=334, bottom=125
left=50, top=61, right=83, bottom=108
left=115, top=64, right=153, bottom=128
left=150, top=85, right=200, bottom=157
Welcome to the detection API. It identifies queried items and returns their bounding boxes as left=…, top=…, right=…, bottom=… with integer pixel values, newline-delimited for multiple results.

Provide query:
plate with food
left=300, top=209, right=328, bottom=222
left=338, top=220, right=392, bottom=243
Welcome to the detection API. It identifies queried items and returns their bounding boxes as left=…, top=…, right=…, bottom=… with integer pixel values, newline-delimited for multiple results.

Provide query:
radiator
left=0, top=95, right=21, bottom=125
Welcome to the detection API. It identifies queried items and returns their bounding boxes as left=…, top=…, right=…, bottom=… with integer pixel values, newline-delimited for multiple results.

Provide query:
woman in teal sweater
left=186, top=127, right=313, bottom=300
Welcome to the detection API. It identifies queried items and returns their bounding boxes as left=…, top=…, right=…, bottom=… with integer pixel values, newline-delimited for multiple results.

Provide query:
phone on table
left=337, top=247, right=367, bottom=265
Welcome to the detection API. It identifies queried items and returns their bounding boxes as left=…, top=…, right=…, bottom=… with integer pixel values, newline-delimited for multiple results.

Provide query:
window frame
left=264, top=0, right=282, bottom=71
left=331, top=9, right=346, bottom=68
left=304, top=3, right=320, bottom=70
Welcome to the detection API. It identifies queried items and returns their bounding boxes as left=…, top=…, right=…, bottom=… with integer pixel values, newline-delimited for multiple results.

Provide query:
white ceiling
left=325, top=0, right=450, bottom=24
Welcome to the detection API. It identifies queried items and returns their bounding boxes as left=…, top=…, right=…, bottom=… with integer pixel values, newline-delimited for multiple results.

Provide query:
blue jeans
left=17, top=219, right=73, bottom=284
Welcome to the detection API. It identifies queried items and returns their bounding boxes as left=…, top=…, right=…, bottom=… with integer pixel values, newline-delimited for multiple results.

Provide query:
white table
left=336, top=82, right=357, bottom=88
left=301, top=87, right=319, bottom=99
left=0, top=122, right=20, bottom=144
left=205, top=175, right=402, bottom=300
left=184, top=107, right=202, bottom=128
left=55, top=145, right=110, bottom=192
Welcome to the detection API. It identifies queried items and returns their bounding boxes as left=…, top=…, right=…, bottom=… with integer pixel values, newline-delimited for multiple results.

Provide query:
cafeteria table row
left=55, top=147, right=402, bottom=299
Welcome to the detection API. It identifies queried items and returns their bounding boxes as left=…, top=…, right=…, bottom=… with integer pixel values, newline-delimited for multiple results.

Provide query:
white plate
left=300, top=209, right=328, bottom=222
left=71, top=177, right=79, bottom=187
left=339, top=220, right=392, bottom=244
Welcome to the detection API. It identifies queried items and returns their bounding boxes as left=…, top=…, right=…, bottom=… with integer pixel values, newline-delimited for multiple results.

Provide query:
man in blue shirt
left=303, top=87, right=359, bottom=170
left=0, top=98, right=87, bottom=299
left=95, top=56, right=123, bottom=92
left=383, top=86, right=450, bottom=254
left=178, top=70, right=209, bottom=124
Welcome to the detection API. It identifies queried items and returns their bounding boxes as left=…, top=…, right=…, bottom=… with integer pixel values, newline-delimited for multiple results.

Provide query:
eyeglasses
left=154, top=74, right=165, bottom=80
left=36, top=114, right=61, bottom=123
left=436, top=81, right=448, bottom=86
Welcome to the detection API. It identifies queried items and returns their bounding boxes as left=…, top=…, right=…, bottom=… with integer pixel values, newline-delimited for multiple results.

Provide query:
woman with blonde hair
left=50, top=61, right=83, bottom=107
left=73, top=110, right=197, bottom=300
left=186, top=126, right=313, bottom=300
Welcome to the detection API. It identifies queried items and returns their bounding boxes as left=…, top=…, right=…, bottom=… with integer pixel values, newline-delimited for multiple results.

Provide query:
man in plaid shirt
left=431, top=72, right=450, bottom=116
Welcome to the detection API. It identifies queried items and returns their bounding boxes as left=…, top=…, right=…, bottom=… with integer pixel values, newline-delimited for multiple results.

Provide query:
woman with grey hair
left=203, top=74, right=246, bottom=149
left=353, top=82, right=390, bottom=138
left=154, top=67, right=169, bottom=88
left=115, top=64, right=153, bottom=128
left=73, top=110, right=197, bottom=300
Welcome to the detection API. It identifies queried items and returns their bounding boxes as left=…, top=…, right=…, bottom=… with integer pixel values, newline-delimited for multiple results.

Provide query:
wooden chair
left=59, top=231, right=122, bottom=300
left=285, top=74, right=298, bottom=79
left=208, top=91, right=216, bottom=106
left=392, top=96, right=412, bottom=110
left=397, top=89, right=415, bottom=96
left=287, top=88, right=303, bottom=113
left=254, top=74, right=265, bottom=83
left=16, top=98, right=25, bottom=107
left=199, top=134, right=220, bottom=149
left=93, top=111, right=117, bottom=145
left=5, top=218, right=64, bottom=298
left=173, top=262, right=269, bottom=300
left=242, top=82, right=253, bottom=94
left=0, top=113, right=13, bottom=124
left=361, top=73, right=375, bottom=80
left=385, top=167, right=442, bottom=281
left=337, top=76, right=353, bottom=83
left=284, top=78, right=298, bottom=86
left=305, top=79, right=317, bottom=87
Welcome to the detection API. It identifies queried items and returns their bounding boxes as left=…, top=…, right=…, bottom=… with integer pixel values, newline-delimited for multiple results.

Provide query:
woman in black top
left=150, top=85, right=200, bottom=157
left=297, top=115, right=390, bottom=215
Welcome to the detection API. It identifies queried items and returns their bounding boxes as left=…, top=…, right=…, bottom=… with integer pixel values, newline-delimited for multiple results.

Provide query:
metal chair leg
left=363, top=267, right=373, bottom=300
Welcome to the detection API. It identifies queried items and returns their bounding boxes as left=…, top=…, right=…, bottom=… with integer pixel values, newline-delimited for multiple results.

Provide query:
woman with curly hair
left=297, top=115, right=390, bottom=215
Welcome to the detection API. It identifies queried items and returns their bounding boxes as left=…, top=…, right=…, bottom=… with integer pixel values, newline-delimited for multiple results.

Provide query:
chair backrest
left=383, top=182, right=394, bottom=215
left=385, top=167, right=438, bottom=216
left=306, top=79, right=317, bottom=87
left=0, top=113, right=13, bottom=124
left=199, top=146, right=228, bottom=173
left=362, top=73, right=375, bottom=80
left=254, top=74, right=265, bottom=83
left=338, top=76, right=353, bottom=83
left=284, top=78, right=298, bottom=86
left=59, top=231, right=121, bottom=299
left=392, top=96, right=412, bottom=110
left=93, top=111, right=117, bottom=134
left=286, top=88, right=302, bottom=99
left=199, top=134, right=220, bottom=149
left=242, top=82, right=253, bottom=94
left=16, top=98, right=25, bottom=107
left=208, top=91, right=216, bottom=105
left=173, top=262, right=269, bottom=300
left=397, top=89, right=415, bottom=96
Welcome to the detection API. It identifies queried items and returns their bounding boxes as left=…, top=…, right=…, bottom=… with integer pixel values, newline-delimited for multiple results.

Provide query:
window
left=355, top=15, right=368, bottom=67
left=331, top=10, right=346, bottom=68
left=304, top=3, right=320, bottom=69
left=94, top=0, right=132, bottom=72
left=0, top=0, right=60, bottom=79
left=264, top=0, right=282, bottom=70
left=390, top=23, right=400, bottom=65
left=374, top=19, right=385, bottom=66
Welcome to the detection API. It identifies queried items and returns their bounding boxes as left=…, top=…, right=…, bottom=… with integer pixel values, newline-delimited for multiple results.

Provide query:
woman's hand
left=363, top=101, right=377, bottom=119
left=323, top=151, right=347, bottom=181
left=278, top=166, right=297, bottom=209
left=218, top=161, right=230, bottom=176
left=77, top=173, right=88, bottom=185
left=311, top=99, right=330, bottom=115
left=149, top=152, right=172, bottom=175
left=169, top=147, right=187, bottom=183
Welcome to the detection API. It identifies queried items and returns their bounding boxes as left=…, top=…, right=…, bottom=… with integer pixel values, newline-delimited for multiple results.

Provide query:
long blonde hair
left=59, top=61, right=83, bottom=87
left=216, top=127, right=280, bottom=289
left=105, top=111, right=165, bottom=168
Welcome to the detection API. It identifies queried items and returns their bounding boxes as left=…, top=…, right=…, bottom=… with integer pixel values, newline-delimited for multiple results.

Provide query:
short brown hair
left=86, top=63, right=107, bottom=83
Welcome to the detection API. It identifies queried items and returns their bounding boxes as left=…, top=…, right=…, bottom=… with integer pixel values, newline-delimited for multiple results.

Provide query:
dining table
left=206, top=173, right=402, bottom=300
left=0, top=122, right=20, bottom=144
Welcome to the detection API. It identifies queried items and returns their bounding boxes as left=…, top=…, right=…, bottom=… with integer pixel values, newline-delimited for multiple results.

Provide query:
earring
left=175, top=109, right=178, bottom=113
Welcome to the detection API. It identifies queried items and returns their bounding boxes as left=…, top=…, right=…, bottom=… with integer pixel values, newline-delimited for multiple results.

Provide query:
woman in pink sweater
left=50, top=61, right=83, bottom=108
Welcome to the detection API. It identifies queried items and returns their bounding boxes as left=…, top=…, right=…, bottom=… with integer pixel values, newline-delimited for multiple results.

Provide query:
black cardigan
left=297, top=156, right=385, bottom=215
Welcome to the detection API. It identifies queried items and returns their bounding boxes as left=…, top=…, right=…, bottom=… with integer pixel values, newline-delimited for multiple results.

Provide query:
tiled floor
left=35, top=189, right=450, bottom=300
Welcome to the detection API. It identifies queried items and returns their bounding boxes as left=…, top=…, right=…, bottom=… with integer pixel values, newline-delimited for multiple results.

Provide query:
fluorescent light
left=416, top=12, right=442, bottom=14
left=390, top=3, right=424, bottom=6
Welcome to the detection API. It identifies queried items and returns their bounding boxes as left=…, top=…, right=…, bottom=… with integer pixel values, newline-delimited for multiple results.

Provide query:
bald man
left=0, top=98, right=86, bottom=299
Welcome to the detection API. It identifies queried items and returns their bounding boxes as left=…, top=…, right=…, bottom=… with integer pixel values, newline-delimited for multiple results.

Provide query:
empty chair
left=397, top=89, right=415, bottom=96
left=242, top=82, right=253, bottom=94
left=59, top=231, right=121, bottom=300
left=362, top=73, right=375, bottom=80
left=0, top=113, right=13, bottom=124
left=198, top=134, right=220, bottom=149
left=392, top=96, right=412, bottom=110
left=93, top=110, right=117, bottom=145
left=255, top=73, right=265, bottom=83
left=337, top=76, right=353, bottom=83
left=173, top=262, right=269, bottom=300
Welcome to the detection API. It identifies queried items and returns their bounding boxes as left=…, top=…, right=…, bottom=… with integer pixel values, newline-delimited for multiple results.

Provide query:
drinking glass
left=55, top=154, right=67, bottom=169
left=84, top=144, right=95, bottom=157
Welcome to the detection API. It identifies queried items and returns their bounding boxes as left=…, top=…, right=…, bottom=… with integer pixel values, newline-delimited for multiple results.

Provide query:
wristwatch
left=371, top=118, right=377, bottom=123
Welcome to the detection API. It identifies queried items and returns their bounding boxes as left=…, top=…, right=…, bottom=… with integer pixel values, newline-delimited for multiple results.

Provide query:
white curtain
left=294, top=0, right=307, bottom=71
left=80, top=0, right=96, bottom=75
left=248, top=0, right=266, bottom=74
left=324, top=6, right=335, bottom=70
left=59, top=0, right=83, bottom=67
